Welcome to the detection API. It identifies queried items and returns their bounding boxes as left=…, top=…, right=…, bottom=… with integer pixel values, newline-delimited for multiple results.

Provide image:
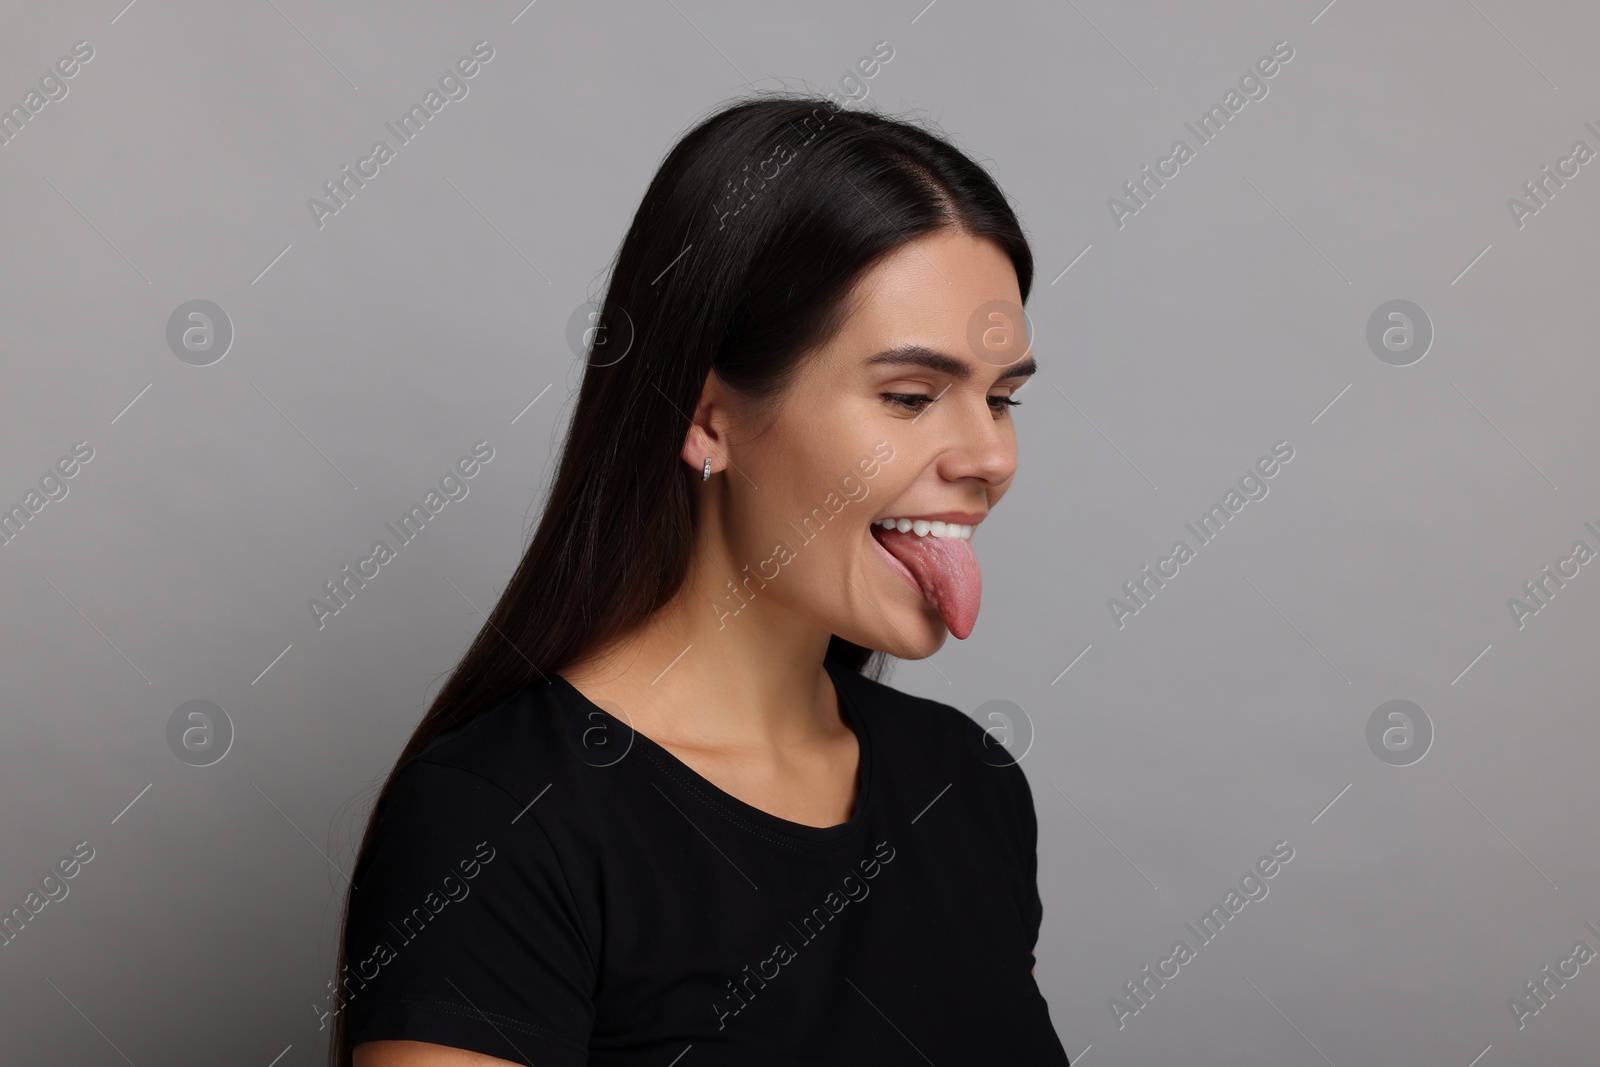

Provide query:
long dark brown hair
left=327, top=90, right=1033, bottom=1063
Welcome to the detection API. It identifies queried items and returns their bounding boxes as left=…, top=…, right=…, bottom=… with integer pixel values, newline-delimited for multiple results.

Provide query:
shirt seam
left=406, top=757, right=602, bottom=983
left=625, top=667, right=874, bottom=853
left=394, top=996, right=590, bottom=1051
left=634, top=744, right=864, bottom=853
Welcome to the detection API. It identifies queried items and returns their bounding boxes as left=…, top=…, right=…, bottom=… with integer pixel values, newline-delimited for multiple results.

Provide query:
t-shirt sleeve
left=340, top=758, right=596, bottom=1064
left=1010, top=761, right=1045, bottom=958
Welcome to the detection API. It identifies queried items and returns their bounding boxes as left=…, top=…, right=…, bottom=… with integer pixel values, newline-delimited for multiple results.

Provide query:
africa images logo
left=711, top=839, right=896, bottom=1029
left=314, top=840, right=496, bottom=1030
left=712, top=440, right=895, bottom=629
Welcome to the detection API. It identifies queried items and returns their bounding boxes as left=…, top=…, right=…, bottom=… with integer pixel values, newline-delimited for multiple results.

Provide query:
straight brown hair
left=328, top=90, right=1033, bottom=1063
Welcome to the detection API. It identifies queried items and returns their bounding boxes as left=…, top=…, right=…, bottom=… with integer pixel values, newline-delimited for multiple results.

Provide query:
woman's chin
left=845, top=611, right=949, bottom=659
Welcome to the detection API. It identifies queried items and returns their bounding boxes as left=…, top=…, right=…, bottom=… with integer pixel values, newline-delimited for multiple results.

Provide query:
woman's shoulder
left=834, top=665, right=1038, bottom=805
left=378, top=678, right=601, bottom=829
left=837, top=666, right=1019, bottom=756
left=351, top=678, right=613, bottom=927
left=344, top=683, right=602, bottom=1059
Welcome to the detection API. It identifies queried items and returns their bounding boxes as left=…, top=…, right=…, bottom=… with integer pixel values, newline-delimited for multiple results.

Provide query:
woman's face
left=708, top=228, right=1034, bottom=659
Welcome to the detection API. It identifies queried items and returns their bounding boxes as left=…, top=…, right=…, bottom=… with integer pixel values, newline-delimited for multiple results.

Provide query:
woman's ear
left=680, top=369, right=730, bottom=473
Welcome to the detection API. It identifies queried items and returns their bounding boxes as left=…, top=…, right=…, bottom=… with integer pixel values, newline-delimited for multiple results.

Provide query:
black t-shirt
left=341, top=658, right=1070, bottom=1065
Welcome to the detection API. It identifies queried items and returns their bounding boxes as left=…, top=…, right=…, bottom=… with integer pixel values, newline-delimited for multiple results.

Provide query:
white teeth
left=874, top=518, right=974, bottom=540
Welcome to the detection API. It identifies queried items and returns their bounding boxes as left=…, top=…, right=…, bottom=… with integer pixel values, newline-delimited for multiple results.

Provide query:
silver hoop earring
left=702, top=457, right=712, bottom=481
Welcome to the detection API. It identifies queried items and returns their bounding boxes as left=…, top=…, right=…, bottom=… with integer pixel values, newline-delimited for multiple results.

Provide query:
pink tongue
left=872, top=526, right=982, bottom=639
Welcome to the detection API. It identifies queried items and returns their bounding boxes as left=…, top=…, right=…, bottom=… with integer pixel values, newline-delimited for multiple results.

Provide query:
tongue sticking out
left=871, top=525, right=983, bottom=639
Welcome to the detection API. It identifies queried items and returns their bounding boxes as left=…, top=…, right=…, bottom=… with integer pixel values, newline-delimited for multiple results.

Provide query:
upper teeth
left=875, top=518, right=975, bottom=539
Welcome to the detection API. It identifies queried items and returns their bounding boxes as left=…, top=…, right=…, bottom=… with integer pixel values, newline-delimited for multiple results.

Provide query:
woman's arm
left=339, top=763, right=597, bottom=1063
left=355, top=1040, right=525, bottom=1066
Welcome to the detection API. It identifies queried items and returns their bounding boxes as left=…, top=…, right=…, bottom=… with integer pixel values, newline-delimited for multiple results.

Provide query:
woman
left=332, top=92, right=1068, bottom=1065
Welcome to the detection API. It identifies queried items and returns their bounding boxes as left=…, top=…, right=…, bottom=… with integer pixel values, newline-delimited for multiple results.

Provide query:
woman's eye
left=881, top=393, right=1022, bottom=414
left=883, top=393, right=935, bottom=412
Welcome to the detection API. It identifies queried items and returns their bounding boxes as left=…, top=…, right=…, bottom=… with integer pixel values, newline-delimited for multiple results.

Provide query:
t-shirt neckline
left=548, top=658, right=874, bottom=847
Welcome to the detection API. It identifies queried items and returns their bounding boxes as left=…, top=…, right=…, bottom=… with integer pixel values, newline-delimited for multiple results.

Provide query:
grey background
left=1, top=0, right=1596, bottom=1064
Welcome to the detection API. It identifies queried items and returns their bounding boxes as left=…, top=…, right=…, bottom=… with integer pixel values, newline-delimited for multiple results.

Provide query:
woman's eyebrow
left=864, top=344, right=1038, bottom=383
